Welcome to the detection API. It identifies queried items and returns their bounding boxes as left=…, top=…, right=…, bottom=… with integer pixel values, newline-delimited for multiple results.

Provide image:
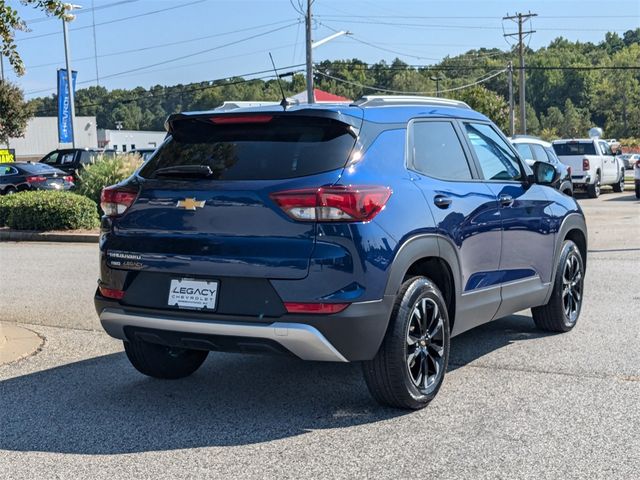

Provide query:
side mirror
left=532, top=161, right=560, bottom=185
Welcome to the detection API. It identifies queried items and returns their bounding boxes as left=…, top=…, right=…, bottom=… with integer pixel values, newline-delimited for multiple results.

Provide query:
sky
left=5, top=0, right=640, bottom=99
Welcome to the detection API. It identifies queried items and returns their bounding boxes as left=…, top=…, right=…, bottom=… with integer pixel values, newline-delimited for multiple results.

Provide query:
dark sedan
left=0, top=162, right=75, bottom=195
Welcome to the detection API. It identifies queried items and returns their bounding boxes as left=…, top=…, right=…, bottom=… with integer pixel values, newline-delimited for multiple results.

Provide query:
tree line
left=27, top=28, right=640, bottom=141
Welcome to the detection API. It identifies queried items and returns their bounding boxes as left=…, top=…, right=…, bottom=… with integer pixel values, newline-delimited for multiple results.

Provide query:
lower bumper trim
left=100, top=308, right=348, bottom=362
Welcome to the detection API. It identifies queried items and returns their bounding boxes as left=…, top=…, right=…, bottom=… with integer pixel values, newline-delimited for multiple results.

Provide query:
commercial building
left=0, top=116, right=97, bottom=161
left=97, top=129, right=166, bottom=152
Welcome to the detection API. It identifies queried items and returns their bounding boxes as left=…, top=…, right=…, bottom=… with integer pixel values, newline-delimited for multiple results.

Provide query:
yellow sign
left=0, top=149, right=15, bottom=163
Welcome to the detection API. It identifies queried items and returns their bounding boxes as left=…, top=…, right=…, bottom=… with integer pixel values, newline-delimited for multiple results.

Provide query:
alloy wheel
left=406, top=297, right=445, bottom=391
left=562, top=250, right=583, bottom=323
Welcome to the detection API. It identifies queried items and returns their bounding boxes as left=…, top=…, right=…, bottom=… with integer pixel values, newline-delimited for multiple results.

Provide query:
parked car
left=95, top=96, right=588, bottom=410
left=620, top=153, right=640, bottom=170
left=634, top=156, right=640, bottom=199
left=39, top=148, right=117, bottom=179
left=129, top=148, right=156, bottom=162
left=0, top=162, right=74, bottom=194
left=552, top=138, right=625, bottom=198
left=511, top=135, right=573, bottom=196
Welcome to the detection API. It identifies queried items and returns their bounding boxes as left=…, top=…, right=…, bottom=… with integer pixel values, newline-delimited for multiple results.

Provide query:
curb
left=0, top=230, right=99, bottom=243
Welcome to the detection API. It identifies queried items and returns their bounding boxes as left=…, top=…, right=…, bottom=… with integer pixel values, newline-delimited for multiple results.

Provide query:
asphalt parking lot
left=1, top=191, right=639, bottom=479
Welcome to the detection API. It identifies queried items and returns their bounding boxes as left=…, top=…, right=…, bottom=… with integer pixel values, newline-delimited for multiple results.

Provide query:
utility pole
left=0, top=55, right=4, bottom=82
left=507, top=61, right=515, bottom=136
left=91, top=0, right=100, bottom=86
left=430, top=75, right=444, bottom=97
left=305, top=0, right=314, bottom=104
left=503, top=11, right=536, bottom=134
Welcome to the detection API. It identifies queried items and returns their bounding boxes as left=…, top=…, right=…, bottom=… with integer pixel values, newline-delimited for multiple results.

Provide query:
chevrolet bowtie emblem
left=176, top=198, right=205, bottom=210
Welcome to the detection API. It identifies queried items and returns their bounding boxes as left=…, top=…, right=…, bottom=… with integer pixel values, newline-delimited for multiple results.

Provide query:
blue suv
left=95, top=95, right=587, bottom=409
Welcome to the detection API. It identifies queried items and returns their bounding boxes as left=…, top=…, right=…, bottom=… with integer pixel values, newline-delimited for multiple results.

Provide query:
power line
left=317, top=62, right=640, bottom=71
left=16, top=0, right=208, bottom=42
left=23, top=0, right=140, bottom=24
left=25, top=21, right=301, bottom=95
left=23, top=18, right=300, bottom=70
left=315, top=68, right=507, bottom=95
left=316, top=13, right=640, bottom=20
left=319, top=22, right=441, bottom=61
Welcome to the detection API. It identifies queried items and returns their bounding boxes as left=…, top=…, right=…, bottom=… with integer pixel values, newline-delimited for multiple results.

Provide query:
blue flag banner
left=57, top=69, right=77, bottom=144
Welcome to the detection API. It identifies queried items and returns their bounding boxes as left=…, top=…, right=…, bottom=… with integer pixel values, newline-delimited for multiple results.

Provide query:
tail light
left=64, top=175, right=74, bottom=183
left=100, top=186, right=138, bottom=216
left=26, top=175, right=46, bottom=183
left=270, top=185, right=392, bottom=222
left=583, top=158, right=590, bottom=171
left=99, top=286, right=125, bottom=299
left=284, top=302, right=350, bottom=314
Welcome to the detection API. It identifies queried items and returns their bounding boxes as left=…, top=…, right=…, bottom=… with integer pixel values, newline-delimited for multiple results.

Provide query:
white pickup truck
left=552, top=138, right=626, bottom=198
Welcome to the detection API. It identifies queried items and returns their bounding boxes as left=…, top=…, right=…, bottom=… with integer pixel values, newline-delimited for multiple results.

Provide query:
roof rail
left=353, top=95, right=471, bottom=109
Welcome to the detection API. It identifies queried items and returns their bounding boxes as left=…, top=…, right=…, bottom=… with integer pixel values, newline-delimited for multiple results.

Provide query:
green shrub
left=0, top=191, right=100, bottom=230
left=77, top=153, right=142, bottom=206
left=0, top=193, right=22, bottom=226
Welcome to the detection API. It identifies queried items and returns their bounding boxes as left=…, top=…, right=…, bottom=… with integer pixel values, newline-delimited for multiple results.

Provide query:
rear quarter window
left=139, top=116, right=357, bottom=180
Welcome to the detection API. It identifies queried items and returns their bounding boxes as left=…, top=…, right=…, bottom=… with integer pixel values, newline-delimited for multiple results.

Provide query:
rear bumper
left=95, top=294, right=395, bottom=362
left=571, top=174, right=591, bottom=186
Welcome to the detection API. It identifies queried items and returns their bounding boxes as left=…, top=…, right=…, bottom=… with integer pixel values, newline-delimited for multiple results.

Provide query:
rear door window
left=41, top=152, right=59, bottom=165
left=529, top=143, right=549, bottom=162
left=514, top=143, right=534, bottom=161
left=0, top=166, right=18, bottom=176
left=552, top=142, right=596, bottom=156
left=411, top=121, right=473, bottom=180
left=139, top=115, right=357, bottom=180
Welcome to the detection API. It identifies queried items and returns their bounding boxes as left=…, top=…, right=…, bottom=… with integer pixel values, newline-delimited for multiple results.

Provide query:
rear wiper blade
left=153, top=165, right=213, bottom=178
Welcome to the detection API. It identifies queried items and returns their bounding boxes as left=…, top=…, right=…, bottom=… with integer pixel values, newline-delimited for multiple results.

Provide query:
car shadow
left=448, top=314, right=552, bottom=371
left=603, top=193, right=639, bottom=202
left=0, top=313, right=549, bottom=455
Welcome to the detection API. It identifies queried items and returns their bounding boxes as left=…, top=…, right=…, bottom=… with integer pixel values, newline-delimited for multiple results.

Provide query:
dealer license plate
left=168, top=278, right=218, bottom=310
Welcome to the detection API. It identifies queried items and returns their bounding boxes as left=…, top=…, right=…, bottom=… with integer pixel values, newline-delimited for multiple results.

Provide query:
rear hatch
left=105, top=111, right=360, bottom=280
left=553, top=141, right=596, bottom=176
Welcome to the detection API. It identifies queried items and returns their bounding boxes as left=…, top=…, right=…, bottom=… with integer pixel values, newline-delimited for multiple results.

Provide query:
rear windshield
left=18, top=163, right=58, bottom=173
left=553, top=142, right=596, bottom=156
left=139, top=116, right=356, bottom=180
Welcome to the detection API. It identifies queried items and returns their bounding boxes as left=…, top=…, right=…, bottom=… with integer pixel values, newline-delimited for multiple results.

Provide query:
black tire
left=532, top=240, right=584, bottom=333
left=363, top=277, right=450, bottom=410
left=612, top=171, right=625, bottom=193
left=636, top=182, right=640, bottom=199
left=4, top=187, right=16, bottom=195
left=124, top=339, right=208, bottom=379
left=587, top=173, right=600, bottom=198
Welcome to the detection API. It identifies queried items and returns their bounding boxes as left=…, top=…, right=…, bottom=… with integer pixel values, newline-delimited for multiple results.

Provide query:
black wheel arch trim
left=543, top=212, right=588, bottom=305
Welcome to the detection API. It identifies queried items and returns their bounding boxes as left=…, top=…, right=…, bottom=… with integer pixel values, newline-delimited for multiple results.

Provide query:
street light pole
left=62, top=4, right=81, bottom=148
left=430, top=75, right=444, bottom=97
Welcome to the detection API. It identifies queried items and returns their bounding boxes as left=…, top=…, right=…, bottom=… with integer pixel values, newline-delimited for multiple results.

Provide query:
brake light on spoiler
left=271, top=185, right=392, bottom=222
left=210, top=114, right=273, bottom=124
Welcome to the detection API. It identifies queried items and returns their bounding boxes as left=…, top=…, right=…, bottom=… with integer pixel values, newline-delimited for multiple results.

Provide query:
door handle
left=499, top=194, right=514, bottom=207
left=433, top=195, right=452, bottom=209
